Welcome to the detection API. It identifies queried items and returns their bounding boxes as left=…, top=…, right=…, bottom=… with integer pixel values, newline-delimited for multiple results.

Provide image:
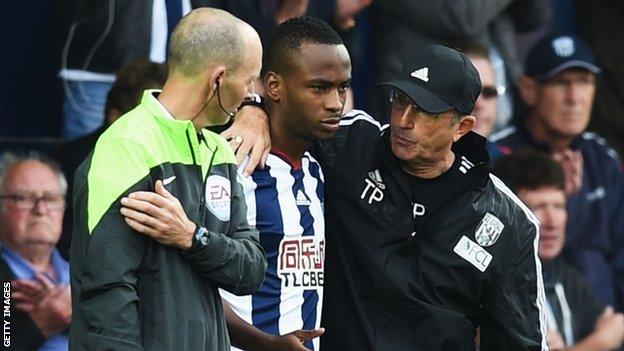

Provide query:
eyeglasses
left=389, top=89, right=416, bottom=111
left=481, top=86, right=505, bottom=99
left=389, top=90, right=446, bottom=119
left=0, top=193, right=65, bottom=210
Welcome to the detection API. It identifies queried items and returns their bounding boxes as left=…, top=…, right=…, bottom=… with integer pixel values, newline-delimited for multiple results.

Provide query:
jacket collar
left=518, top=119, right=585, bottom=152
left=374, top=130, right=491, bottom=204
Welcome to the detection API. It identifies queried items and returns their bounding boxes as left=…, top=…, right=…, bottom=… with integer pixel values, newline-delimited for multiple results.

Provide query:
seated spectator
left=0, top=151, right=71, bottom=350
left=49, top=59, right=167, bottom=259
left=490, top=34, right=624, bottom=311
left=495, top=150, right=624, bottom=351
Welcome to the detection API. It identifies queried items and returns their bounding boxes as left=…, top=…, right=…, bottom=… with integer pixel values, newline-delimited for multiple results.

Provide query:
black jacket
left=314, top=110, right=547, bottom=350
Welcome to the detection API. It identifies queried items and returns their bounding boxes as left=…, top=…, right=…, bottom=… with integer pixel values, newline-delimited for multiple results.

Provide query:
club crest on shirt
left=205, top=175, right=231, bottom=221
left=474, top=212, right=504, bottom=247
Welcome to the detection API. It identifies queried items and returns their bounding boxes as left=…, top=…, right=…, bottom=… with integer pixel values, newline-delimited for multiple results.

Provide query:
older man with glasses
left=0, top=151, right=71, bottom=351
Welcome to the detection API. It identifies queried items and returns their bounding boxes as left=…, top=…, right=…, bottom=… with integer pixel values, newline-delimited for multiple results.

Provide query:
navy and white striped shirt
left=221, top=151, right=325, bottom=350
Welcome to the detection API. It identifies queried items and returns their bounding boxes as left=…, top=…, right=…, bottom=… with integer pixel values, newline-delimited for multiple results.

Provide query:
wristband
left=238, top=93, right=266, bottom=111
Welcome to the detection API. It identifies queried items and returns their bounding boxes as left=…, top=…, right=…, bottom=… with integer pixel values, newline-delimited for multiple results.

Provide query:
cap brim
left=378, top=80, right=453, bottom=114
left=541, top=60, right=602, bottom=80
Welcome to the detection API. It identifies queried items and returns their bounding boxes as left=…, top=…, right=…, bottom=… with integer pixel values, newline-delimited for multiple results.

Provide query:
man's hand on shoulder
left=121, top=180, right=196, bottom=250
left=221, top=105, right=271, bottom=177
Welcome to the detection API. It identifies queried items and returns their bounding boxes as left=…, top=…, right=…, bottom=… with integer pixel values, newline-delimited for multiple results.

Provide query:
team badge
left=205, top=175, right=231, bottom=221
left=552, top=36, right=575, bottom=57
left=474, top=213, right=504, bottom=247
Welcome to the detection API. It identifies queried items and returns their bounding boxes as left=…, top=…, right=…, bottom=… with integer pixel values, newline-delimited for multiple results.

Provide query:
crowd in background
left=1, top=0, right=624, bottom=350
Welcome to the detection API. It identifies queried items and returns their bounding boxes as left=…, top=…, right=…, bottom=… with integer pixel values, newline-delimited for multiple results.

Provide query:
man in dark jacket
left=490, top=34, right=624, bottom=312
left=314, top=45, right=547, bottom=350
left=69, top=9, right=267, bottom=350
left=495, top=150, right=624, bottom=350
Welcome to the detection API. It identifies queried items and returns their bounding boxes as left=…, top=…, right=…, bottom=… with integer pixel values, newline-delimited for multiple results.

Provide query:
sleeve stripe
left=339, top=109, right=389, bottom=131
left=489, top=174, right=549, bottom=351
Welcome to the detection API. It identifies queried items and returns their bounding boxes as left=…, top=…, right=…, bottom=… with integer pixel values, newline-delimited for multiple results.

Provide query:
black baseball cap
left=525, top=34, right=601, bottom=80
left=379, top=44, right=481, bottom=115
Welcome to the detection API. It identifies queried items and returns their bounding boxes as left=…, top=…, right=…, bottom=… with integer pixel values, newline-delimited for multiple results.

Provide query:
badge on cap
left=552, top=37, right=575, bottom=57
left=410, top=67, right=429, bottom=82
left=474, top=213, right=504, bottom=247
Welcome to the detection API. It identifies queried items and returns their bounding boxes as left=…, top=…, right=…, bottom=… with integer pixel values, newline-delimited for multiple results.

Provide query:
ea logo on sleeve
left=205, top=175, right=231, bottom=221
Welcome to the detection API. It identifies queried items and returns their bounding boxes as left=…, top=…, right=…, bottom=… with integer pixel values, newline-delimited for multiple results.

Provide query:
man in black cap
left=490, top=34, right=624, bottom=313
left=218, top=43, right=547, bottom=349
left=312, top=44, right=547, bottom=350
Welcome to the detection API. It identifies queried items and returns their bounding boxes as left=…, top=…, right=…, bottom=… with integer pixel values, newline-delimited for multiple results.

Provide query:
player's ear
left=265, top=71, right=282, bottom=102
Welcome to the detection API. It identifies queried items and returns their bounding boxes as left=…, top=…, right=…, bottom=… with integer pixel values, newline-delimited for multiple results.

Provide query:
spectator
left=0, top=152, right=71, bottom=350
left=495, top=150, right=624, bottom=351
left=49, top=59, right=168, bottom=259
left=575, top=0, right=624, bottom=157
left=458, top=41, right=501, bottom=138
left=458, top=41, right=506, bottom=160
left=490, top=34, right=624, bottom=311
left=69, top=9, right=266, bottom=350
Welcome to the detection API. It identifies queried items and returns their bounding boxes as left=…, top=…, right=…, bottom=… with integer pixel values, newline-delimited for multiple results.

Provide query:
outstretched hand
left=266, top=328, right=325, bottom=351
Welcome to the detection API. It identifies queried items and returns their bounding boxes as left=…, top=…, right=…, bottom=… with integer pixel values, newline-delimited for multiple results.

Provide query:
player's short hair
left=493, top=149, right=565, bottom=193
left=264, top=16, right=344, bottom=76
left=104, top=60, right=167, bottom=119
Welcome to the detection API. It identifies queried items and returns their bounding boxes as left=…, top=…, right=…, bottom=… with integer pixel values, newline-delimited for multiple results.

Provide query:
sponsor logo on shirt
left=163, top=175, right=176, bottom=185
left=205, top=175, right=231, bottom=221
left=459, top=156, right=474, bottom=174
left=295, top=189, right=311, bottom=206
left=277, top=237, right=324, bottom=289
left=361, top=169, right=385, bottom=204
left=474, top=213, right=504, bottom=247
left=453, top=235, right=493, bottom=272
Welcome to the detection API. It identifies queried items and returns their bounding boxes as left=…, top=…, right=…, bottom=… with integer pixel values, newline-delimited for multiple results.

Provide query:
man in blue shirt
left=0, top=152, right=71, bottom=351
left=491, top=34, right=624, bottom=311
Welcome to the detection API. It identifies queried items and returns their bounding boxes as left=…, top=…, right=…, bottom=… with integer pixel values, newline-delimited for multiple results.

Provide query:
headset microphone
left=216, top=81, right=236, bottom=118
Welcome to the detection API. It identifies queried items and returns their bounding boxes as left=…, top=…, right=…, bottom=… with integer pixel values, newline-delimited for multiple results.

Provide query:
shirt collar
left=1, top=246, right=69, bottom=285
